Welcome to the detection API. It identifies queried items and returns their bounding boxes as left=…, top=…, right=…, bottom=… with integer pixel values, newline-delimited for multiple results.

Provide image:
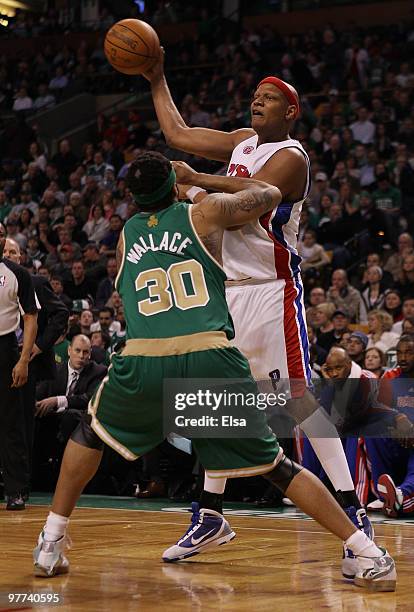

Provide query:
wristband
left=186, top=186, right=206, bottom=202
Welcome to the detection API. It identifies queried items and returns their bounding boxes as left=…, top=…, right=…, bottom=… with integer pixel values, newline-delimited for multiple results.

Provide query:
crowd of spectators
left=0, top=6, right=413, bottom=511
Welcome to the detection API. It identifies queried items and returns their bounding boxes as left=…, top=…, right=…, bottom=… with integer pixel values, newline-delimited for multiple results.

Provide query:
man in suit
left=3, top=238, right=69, bottom=503
left=35, top=334, right=107, bottom=445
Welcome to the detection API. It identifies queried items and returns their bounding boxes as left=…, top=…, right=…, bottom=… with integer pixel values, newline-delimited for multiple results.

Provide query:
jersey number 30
left=135, top=259, right=210, bottom=316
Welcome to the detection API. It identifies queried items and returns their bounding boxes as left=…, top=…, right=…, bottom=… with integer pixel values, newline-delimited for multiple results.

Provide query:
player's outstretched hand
left=172, top=161, right=197, bottom=185
left=142, top=46, right=165, bottom=83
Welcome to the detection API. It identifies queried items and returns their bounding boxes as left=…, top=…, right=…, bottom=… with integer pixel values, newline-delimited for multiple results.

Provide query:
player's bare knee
left=264, top=454, right=302, bottom=494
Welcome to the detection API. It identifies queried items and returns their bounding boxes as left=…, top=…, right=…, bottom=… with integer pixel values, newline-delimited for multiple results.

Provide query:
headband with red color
left=257, top=76, right=300, bottom=117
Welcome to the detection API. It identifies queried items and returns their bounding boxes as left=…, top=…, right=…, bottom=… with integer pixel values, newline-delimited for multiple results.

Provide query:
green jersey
left=116, top=202, right=233, bottom=340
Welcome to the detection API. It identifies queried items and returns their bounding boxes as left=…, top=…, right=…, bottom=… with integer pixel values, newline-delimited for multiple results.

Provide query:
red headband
left=258, top=76, right=300, bottom=116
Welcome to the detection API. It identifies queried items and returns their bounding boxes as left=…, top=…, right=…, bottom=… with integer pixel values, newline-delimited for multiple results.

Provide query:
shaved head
left=324, top=347, right=352, bottom=380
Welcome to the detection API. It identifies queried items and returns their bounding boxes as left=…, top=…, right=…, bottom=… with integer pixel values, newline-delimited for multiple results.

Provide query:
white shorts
left=225, top=278, right=311, bottom=383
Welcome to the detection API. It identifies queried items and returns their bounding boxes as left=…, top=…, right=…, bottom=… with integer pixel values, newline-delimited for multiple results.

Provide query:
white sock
left=300, top=410, right=355, bottom=491
left=345, top=530, right=382, bottom=558
left=44, top=511, right=69, bottom=541
left=204, top=474, right=227, bottom=494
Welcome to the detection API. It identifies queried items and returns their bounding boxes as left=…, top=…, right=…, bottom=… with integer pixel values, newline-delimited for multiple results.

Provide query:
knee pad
left=264, top=454, right=302, bottom=494
left=70, top=413, right=104, bottom=451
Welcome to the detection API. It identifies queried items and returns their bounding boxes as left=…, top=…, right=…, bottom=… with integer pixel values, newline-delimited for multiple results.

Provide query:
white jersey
left=222, top=135, right=310, bottom=281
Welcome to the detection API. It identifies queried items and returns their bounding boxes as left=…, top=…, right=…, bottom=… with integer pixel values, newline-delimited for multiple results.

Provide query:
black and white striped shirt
left=0, top=258, right=37, bottom=336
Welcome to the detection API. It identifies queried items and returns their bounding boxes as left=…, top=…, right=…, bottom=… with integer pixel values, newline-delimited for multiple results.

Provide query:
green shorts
left=89, top=332, right=280, bottom=478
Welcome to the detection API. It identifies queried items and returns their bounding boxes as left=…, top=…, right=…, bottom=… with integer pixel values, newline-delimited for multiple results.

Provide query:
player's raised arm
left=142, top=50, right=253, bottom=162
left=173, top=146, right=307, bottom=202
left=195, top=182, right=281, bottom=230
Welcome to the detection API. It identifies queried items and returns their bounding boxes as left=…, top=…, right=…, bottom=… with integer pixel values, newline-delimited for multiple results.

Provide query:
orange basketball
left=104, top=19, right=160, bottom=75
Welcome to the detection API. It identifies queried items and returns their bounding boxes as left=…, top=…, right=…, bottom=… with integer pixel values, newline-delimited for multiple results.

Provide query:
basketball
left=104, top=19, right=160, bottom=75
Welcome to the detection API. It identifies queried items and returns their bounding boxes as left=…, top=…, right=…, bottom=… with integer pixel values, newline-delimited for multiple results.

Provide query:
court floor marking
left=22, top=501, right=414, bottom=525
left=6, top=509, right=414, bottom=540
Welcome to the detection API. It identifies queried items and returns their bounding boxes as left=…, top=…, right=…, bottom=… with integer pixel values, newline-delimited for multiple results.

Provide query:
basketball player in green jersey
left=32, top=152, right=395, bottom=591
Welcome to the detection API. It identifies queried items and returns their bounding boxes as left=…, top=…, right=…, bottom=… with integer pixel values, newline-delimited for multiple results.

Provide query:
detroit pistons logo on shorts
left=0, top=275, right=5, bottom=287
left=243, top=145, right=254, bottom=154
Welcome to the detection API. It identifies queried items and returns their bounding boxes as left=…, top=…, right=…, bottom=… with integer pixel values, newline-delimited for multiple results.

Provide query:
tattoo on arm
left=199, top=230, right=222, bottom=263
left=116, top=239, right=123, bottom=270
left=217, top=189, right=274, bottom=217
left=192, top=209, right=222, bottom=263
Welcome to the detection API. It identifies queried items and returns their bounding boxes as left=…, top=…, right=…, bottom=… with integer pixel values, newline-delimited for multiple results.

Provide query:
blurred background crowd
left=0, top=0, right=413, bottom=512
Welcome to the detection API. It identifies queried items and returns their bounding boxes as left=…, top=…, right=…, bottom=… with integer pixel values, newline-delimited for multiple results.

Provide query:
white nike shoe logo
left=191, top=528, right=216, bottom=546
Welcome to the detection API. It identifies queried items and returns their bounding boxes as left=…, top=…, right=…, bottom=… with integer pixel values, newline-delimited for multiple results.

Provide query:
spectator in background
left=95, top=257, right=118, bottom=309
left=63, top=212, right=88, bottom=248
left=188, top=101, right=210, bottom=127
left=347, top=331, right=368, bottom=368
left=307, top=324, right=327, bottom=372
left=101, top=138, right=124, bottom=174
left=298, top=229, right=330, bottom=274
left=103, top=115, right=129, bottom=150
left=83, top=204, right=110, bottom=243
left=383, top=289, right=403, bottom=324
left=82, top=242, right=106, bottom=274
left=360, top=265, right=387, bottom=320
left=316, top=203, right=357, bottom=268
left=90, top=306, right=121, bottom=337
left=364, top=347, right=387, bottom=378
left=402, top=318, right=414, bottom=335
left=367, top=310, right=399, bottom=353
left=392, top=298, right=414, bottom=335
left=52, top=139, right=78, bottom=183
left=350, top=107, right=376, bottom=144
left=100, top=214, right=123, bottom=254
left=48, top=65, right=69, bottom=92
left=125, top=110, right=151, bottom=150
left=313, top=301, right=335, bottom=336
left=395, top=252, right=414, bottom=299
left=50, top=275, right=72, bottom=310
left=318, top=309, right=351, bottom=352
left=86, top=151, right=109, bottom=185
left=330, top=160, right=360, bottom=193
left=33, top=83, right=55, bottom=112
left=384, top=233, right=414, bottom=281
left=327, top=269, right=363, bottom=322
left=6, top=218, right=27, bottom=250
left=322, top=134, right=346, bottom=178
left=372, top=170, right=401, bottom=222
left=64, top=260, right=96, bottom=302
left=306, top=286, right=326, bottom=328
left=79, top=309, right=94, bottom=335
left=359, top=190, right=394, bottom=248
left=360, top=252, right=393, bottom=289
left=308, top=171, right=338, bottom=214
left=10, top=187, right=39, bottom=220
left=13, top=87, right=33, bottom=113
left=0, top=190, right=12, bottom=223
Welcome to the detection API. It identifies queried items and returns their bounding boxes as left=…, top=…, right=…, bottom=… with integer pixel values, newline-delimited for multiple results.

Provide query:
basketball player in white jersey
left=143, top=54, right=373, bottom=576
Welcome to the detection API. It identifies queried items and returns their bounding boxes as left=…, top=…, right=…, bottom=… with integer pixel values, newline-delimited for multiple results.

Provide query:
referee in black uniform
left=3, top=237, right=69, bottom=494
left=0, top=222, right=38, bottom=510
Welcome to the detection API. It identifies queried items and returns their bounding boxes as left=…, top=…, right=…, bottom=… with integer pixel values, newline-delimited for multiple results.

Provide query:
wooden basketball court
left=1, top=496, right=412, bottom=610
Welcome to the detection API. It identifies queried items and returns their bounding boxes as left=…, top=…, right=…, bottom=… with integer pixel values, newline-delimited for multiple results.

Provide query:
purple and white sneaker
left=162, top=502, right=236, bottom=562
left=342, top=506, right=374, bottom=579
